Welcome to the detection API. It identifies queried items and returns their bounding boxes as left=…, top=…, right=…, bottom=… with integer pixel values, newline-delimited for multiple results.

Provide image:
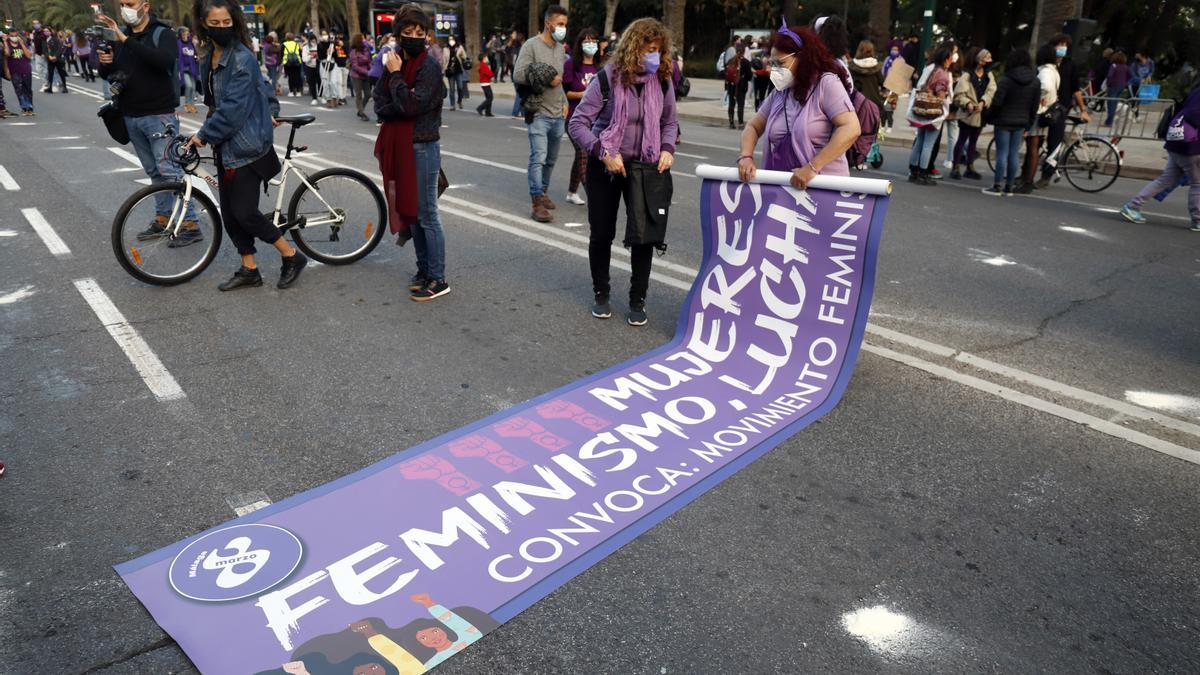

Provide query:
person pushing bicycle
left=186, top=0, right=308, bottom=291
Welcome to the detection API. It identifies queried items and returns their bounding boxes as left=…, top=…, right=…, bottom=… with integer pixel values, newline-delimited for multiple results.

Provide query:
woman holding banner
left=736, top=21, right=861, bottom=189
left=568, top=18, right=679, bottom=328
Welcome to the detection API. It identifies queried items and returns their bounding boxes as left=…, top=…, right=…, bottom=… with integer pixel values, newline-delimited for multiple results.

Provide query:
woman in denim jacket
left=188, top=0, right=308, bottom=291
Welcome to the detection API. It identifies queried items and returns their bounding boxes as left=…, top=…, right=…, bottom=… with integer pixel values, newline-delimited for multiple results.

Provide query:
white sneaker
left=311, top=99, right=318, bottom=105
left=942, top=160, right=953, bottom=169
left=566, top=192, right=586, bottom=205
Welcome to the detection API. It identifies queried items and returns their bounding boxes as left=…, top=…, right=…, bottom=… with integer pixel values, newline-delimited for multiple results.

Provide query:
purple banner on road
left=117, top=169, right=890, bottom=674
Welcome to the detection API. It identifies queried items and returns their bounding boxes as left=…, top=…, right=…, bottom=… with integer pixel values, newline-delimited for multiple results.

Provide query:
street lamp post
left=916, top=0, right=936, bottom=73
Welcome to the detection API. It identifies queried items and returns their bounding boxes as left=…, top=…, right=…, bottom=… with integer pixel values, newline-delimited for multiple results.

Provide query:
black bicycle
left=111, top=114, right=387, bottom=285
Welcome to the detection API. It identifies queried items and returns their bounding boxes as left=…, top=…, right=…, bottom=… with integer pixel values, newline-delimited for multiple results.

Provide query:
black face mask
left=208, top=27, right=236, bottom=48
left=400, top=36, right=425, bottom=58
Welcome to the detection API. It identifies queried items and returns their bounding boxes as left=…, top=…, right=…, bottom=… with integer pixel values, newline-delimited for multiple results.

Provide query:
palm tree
left=23, top=0, right=92, bottom=31
left=265, top=0, right=345, bottom=35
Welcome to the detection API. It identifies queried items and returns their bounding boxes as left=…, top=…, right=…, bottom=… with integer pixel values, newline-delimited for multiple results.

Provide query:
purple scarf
left=598, top=67, right=664, bottom=162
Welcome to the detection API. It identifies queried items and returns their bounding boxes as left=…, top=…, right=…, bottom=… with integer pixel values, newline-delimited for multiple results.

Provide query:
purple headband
left=777, top=18, right=804, bottom=51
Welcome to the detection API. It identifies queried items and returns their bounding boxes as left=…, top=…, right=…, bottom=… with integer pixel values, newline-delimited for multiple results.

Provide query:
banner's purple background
left=117, top=177, right=888, bottom=673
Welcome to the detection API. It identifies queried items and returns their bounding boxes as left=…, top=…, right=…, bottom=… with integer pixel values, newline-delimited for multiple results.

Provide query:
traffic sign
left=241, top=3, right=265, bottom=13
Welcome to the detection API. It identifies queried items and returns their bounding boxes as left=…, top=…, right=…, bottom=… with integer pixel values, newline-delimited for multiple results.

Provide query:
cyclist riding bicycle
left=188, top=0, right=308, bottom=291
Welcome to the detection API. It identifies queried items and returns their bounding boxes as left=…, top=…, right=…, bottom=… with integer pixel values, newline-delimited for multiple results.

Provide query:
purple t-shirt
left=563, top=57, right=599, bottom=118
left=759, top=72, right=853, bottom=174
left=5, top=43, right=32, bottom=76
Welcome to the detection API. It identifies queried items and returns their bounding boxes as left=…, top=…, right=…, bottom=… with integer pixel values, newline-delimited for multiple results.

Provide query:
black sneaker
left=136, top=221, right=168, bottom=240
left=982, top=185, right=1005, bottom=196
left=1013, top=182, right=1034, bottom=194
left=277, top=251, right=308, bottom=289
left=950, top=168, right=962, bottom=180
left=963, top=169, right=983, bottom=180
left=411, top=279, right=450, bottom=302
left=167, top=226, right=204, bottom=248
left=218, top=266, right=263, bottom=291
left=408, top=272, right=428, bottom=293
left=626, top=303, right=648, bottom=327
left=591, top=294, right=612, bottom=319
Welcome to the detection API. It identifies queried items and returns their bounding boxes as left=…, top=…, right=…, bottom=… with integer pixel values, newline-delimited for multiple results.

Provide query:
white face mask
left=120, top=4, right=143, bottom=25
left=770, top=66, right=794, bottom=91
left=582, top=42, right=598, bottom=57
left=952, top=52, right=959, bottom=63
left=552, top=26, right=567, bottom=42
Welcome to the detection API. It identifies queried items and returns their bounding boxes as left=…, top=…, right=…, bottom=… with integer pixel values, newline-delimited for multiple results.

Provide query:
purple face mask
left=641, top=50, right=660, bottom=74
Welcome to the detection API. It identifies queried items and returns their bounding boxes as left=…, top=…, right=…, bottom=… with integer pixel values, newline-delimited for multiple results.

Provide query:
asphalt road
left=1, top=76, right=1198, bottom=674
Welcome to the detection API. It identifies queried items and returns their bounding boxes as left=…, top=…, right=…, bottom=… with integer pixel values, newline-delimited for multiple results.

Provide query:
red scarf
left=374, top=50, right=426, bottom=243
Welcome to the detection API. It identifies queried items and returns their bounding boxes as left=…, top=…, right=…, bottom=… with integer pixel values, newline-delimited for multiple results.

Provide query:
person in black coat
left=983, top=49, right=1039, bottom=195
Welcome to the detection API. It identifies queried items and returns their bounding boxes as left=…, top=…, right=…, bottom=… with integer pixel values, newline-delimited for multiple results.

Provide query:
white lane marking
left=41, top=135, right=82, bottom=140
left=0, top=165, right=19, bottom=191
left=1124, top=391, right=1200, bottom=420
left=245, top=122, right=1200, bottom=445
left=227, top=491, right=273, bottom=517
left=441, top=149, right=526, bottom=174
left=356, top=132, right=376, bottom=142
left=20, top=208, right=72, bottom=257
left=864, top=343, right=1200, bottom=465
left=955, top=354, right=1200, bottom=438
left=673, top=151, right=708, bottom=159
left=0, top=230, right=18, bottom=237
left=109, top=147, right=142, bottom=168
left=564, top=222, right=584, bottom=228
left=0, top=285, right=36, bottom=305
left=50, top=146, right=89, bottom=150
left=1058, top=225, right=1109, bottom=240
left=135, top=178, right=152, bottom=186
left=675, top=139, right=740, bottom=153
left=869, top=167, right=1191, bottom=222
left=72, top=278, right=186, bottom=402
left=439, top=202, right=691, bottom=292
left=7, top=122, right=36, bottom=126
left=106, top=168, right=141, bottom=174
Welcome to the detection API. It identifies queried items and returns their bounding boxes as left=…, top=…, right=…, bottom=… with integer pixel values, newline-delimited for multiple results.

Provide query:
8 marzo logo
left=168, top=524, right=304, bottom=602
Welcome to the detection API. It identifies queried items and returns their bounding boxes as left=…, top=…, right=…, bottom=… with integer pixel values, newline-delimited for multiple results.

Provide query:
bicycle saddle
left=276, top=113, right=317, bottom=127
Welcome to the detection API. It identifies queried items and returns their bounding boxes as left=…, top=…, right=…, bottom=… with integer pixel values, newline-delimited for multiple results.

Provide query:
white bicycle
left=110, top=113, right=386, bottom=285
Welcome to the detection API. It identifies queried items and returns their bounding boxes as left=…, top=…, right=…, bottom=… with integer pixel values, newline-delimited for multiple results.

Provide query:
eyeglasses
left=766, top=54, right=795, bottom=69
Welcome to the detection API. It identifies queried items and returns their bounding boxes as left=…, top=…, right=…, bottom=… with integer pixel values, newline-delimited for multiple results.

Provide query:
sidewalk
left=469, top=77, right=1169, bottom=180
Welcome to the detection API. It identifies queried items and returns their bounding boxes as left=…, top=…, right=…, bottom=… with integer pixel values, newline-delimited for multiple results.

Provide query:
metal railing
left=1082, top=94, right=1175, bottom=141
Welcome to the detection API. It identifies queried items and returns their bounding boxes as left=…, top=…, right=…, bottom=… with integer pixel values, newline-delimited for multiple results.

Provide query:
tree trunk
left=663, top=0, right=684, bottom=57
left=604, top=0, right=620, bottom=36
left=309, top=0, right=320, bottom=35
left=464, top=0, right=481, bottom=83
left=869, top=0, right=891, bottom=52
left=529, top=0, right=541, bottom=39
left=346, top=0, right=360, bottom=35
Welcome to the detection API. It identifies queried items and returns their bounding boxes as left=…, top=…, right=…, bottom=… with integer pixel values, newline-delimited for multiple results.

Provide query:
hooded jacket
left=849, top=57, right=883, bottom=107
left=986, top=65, right=1038, bottom=129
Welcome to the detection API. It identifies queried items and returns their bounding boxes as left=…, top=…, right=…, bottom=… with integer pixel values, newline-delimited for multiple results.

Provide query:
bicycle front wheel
left=288, top=168, right=387, bottom=265
left=1061, top=138, right=1121, bottom=192
left=111, top=182, right=223, bottom=285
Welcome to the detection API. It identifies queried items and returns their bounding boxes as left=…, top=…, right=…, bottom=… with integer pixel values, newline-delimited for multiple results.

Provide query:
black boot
left=218, top=266, right=263, bottom=292
left=277, top=251, right=308, bottom=289
left=907, top=164, right=919, bottom=183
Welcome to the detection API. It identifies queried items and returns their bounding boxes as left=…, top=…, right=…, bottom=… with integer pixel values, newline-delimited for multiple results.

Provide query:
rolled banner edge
left=695, top=164, right=893, bottom=196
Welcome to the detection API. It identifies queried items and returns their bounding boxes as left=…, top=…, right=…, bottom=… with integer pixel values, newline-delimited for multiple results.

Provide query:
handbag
left=1164, top=111, right=1199, bottom=143
left=911, top=90, right=944, bottom=119
left=97, top=101, right=130, bottom=145
left=622, top=161, right=672, bottom=250
left=676, top=75, right=691, bottom=98
left=437, top=168, right=449, bottom=197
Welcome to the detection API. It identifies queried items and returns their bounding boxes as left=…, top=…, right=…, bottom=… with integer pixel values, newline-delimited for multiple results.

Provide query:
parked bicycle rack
left=1083, top=94, right=1177, bottom=141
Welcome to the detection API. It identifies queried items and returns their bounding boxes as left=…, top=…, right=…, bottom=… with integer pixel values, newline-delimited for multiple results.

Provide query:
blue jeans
left=412, top=142, right=446, bottom=280
left=182, top=72, right=196, bottom=105
left=12, top=73, right=32, bottom=110
left=527, top=114, right=564, bottom=197
left=908, top=125, right=939, bottom=169
left=993, top=127, right=1024, bottom=187
left=447, top=73, right=466, bottom=107
left=1105, top=97, right=1119, bottom=125
left=511, top=83, right=523, bottom=116
left=125, top=113, right=198, bottom=222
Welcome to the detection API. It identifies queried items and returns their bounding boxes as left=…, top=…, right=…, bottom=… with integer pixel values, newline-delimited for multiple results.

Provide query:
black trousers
left=304, top=65, right=320, bottom=100
left=218, top=162, right=281, bottom=256
left=476, top=85, right=493, bottom=115
left=726, top=83, right=748, bottom=125
left=45, top=59, right=67, bottom=90
left=285, top=63, right=303, bottom=94
left=1041, top=116, right=1067, bottom=179
left=586, top=157, right=654, bottom=303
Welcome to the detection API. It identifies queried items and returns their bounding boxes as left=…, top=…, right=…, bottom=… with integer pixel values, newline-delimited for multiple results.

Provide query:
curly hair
left=610, top=17, right=672, bottom=85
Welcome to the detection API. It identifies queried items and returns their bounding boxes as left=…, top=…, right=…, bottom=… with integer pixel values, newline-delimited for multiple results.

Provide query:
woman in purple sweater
left=1104, top=50, right=1131, bottom=126
left=568, top=18, right=678, bottom=327
left=1121, top=81, right=1200, bottom=231
left=177, top=28, right=200, bottom=113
